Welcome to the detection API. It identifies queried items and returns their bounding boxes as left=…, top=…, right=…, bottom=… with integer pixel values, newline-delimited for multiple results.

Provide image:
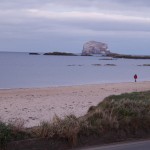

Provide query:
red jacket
left=134, top=74, right=137, bottom=79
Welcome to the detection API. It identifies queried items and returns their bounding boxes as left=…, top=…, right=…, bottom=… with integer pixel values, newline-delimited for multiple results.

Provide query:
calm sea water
left=0, top=52, right=150, bottom=89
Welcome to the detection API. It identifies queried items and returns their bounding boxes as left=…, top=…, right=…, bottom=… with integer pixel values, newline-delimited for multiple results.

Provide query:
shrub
left=0, top=122, right=12, bottom=149
left=85, top=91, right=150, bottom=134
left=0, top=120, right=31, bottom=149
left=34, top=115, right=80, bottom=145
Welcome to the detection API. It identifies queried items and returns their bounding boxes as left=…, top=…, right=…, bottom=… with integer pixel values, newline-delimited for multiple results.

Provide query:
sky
left=0, top=0, right=150, bottom=55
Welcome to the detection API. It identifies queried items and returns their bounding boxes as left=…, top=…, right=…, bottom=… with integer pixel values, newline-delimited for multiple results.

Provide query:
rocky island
left=33, top=41, right=150, bottom=59
left=81, top=40, right=150, bottom=59
left=43, top=52, right=77, bottom=56
left=82, top=41, right=110, bottom=55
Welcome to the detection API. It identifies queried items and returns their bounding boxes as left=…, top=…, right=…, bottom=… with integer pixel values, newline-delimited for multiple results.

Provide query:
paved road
left=75, top=139, right=150, bottom=150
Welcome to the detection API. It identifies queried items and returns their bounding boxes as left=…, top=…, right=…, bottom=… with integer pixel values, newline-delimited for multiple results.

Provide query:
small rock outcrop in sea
left=82, top=41, right=110, bottom=55
left=29, top=52, right=40, bottom=55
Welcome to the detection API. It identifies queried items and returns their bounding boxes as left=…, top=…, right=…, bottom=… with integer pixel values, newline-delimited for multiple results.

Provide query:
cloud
left=0, top=0, right=150, bottom=54
left=27, top=9, right=150, bottom=23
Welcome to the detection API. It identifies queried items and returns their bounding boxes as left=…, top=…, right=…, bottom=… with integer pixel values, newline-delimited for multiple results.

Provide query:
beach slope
left=0, top=82, right=150, bottom=127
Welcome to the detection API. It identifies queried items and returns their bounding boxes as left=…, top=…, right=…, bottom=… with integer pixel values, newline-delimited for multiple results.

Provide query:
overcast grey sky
left=0, top=0, right=150, bottom=54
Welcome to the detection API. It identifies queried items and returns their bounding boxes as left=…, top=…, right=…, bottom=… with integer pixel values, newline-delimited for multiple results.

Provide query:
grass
left=1, top=91, right=150, bottom=149
left=0, top=120, right=32, bottom=150
left=87, top=91, right=150, bottom=133
left=34, top=115, right=80, bottom=145
left=0, top=122, right=12, bottom=149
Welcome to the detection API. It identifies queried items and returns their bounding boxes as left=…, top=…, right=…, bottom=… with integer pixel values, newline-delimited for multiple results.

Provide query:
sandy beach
left=0, top=81, right=150, bottom=127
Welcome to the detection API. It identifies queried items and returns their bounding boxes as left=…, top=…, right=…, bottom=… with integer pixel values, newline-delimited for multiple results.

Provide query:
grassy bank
left=1, top=91, right=150, bottom=149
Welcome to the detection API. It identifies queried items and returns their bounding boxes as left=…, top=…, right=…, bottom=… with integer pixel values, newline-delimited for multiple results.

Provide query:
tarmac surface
left=75, top=139, right=150, bottom=150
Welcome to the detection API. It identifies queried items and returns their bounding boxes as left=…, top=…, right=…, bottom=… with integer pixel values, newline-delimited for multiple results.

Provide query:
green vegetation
left=87, top=91, right=150, bottom=133
left=0, top=121, right=32, bottom=150
left=1, top=91, right=150, bottom=149
left=34, top=115, right=80, bottom=146
left=0, top=122, right=12, bottom=149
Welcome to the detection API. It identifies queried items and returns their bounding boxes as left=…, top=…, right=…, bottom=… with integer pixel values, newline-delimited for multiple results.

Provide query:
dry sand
left=0, top=81, right=150, bottom=127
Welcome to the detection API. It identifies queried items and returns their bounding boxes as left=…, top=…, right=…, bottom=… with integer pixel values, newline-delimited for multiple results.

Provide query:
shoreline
left=0, top=80, right=150, bottom=90
left=0, top=81, right=150, bottom=127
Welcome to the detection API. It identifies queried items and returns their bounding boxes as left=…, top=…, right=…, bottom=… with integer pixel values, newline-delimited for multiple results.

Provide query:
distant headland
left=107, top=53, right=150, bottom=59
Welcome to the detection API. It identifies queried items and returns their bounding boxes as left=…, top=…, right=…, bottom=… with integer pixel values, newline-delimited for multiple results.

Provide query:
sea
left=0, top=52, right=150, bottom=89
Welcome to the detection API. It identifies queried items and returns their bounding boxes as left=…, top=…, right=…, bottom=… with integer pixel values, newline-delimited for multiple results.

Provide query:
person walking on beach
left=134, top=74, right=137, bottom=82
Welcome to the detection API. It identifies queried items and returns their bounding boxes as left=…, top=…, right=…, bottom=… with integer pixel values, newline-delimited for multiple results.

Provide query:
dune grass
left=1, top=91, right=150, bottom=149
left=0, top=120, right=31, bottom=150
left=86, top=91, right=150, bottom=134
